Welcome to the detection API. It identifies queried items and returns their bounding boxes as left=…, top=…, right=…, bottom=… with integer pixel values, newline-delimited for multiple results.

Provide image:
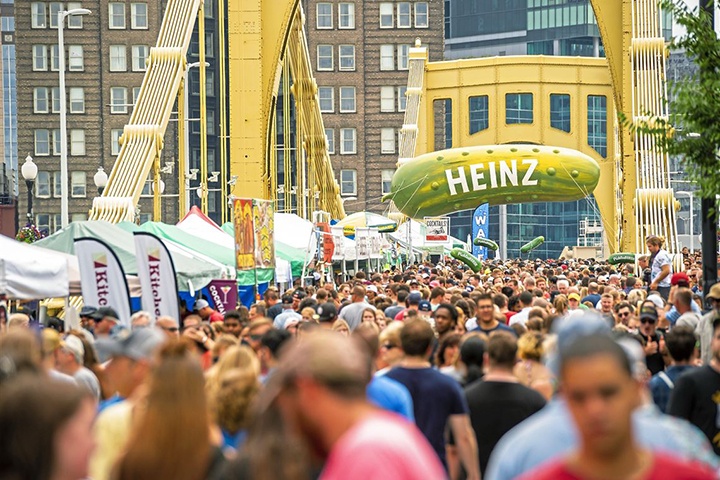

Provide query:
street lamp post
left=20, top=154, right=38, bottom=222
left=58, top=8, right=91, bottom=229
left=93, top=166, right=108, bottom=195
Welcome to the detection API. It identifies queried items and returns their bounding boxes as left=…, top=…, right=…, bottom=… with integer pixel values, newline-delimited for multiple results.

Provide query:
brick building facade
left=15, top=0, right=178, bottom=233
left=303, top=0, right=443, bottom=214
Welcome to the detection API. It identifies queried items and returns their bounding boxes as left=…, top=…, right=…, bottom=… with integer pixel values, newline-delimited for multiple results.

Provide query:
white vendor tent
left=0, top=234, right=70, bottom=299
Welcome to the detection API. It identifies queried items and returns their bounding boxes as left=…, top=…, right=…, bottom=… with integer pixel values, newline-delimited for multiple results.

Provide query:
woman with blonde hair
left=552, top=294, right=568, bottom=317
left=113, top=342, right=224, bottom=480
left=332, top=319, right=350, bottom=336
left=513, top=332, right=554, bottom=400
left=205, top=345, right=260, bottom=405
left=214, top=368, right=260, bottom=452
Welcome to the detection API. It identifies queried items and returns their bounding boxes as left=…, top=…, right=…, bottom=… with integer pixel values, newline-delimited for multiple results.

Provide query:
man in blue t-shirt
left=470, top=293, right=516, bottom=336
left=386, top=317, right=481, bottom=480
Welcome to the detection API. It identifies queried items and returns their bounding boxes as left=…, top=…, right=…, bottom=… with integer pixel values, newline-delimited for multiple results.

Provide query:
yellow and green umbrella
left=336, top=211, right=398, bottom=236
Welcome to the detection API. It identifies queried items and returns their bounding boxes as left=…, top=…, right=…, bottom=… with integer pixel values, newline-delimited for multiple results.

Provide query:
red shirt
left=208, top=311, right=224, bottom=323
left=522, top=454, right=715, bottom=480
left=503, top=311, right=515, bottom=324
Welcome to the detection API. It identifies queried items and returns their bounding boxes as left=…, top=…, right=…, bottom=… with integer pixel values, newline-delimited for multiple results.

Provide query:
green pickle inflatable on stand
left=451, top=248, right=482, bottom=273
left=473, top=237, right=499, bottom=251
left=520, top=236, right=545, bottom=254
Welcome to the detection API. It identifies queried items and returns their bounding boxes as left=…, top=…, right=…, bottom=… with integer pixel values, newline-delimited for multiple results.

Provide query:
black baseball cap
left=92, top=307, right=119, bottom=321
left=316, top=303, right=338, bottom=322
left=639, top=303, right=658, bottom=322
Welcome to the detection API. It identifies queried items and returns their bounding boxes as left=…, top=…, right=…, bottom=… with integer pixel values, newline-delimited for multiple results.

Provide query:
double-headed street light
left=58, top=8, right=91, bottom=229
left=20, top=154, right=38, bottom=222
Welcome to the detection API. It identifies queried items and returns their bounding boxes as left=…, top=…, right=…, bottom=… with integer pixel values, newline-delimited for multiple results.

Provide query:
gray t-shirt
left=74, top=366, right=101, bottom=400
left=338, top=301, right=374, bottom=330
left=677, top=311, right=701, bottom=330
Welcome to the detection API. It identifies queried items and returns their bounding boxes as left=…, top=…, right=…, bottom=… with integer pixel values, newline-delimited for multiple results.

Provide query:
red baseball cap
left=671, top=272, right=690, bottom=286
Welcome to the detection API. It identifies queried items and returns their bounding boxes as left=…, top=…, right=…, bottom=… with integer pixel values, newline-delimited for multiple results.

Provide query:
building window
left=111, top=87, right=128, bottom=113
left=381, top=128, right=396, bottom=154
left=132, top=87, right=141, bottom=105
left=339, top=45, right=355, bottom=71
left=380, top=86, right=395, bottom=112
left=50, top=44, right=60, bottom=71
left=550, top=93, right=571, bottom=133
left=71, top=171, right=86, bottom=197
left=340, top=169, right=357, bottom=195
left=204, top=0, right=214, bottom=18
left=33, top=87, right=49, bottom=113
left=206, top=70, right=215, bottom=97
left=53, top=171, right=61, bottom=197
left=325, top=128, right=334, bottom=154
left=398, top=86, right=407, bottom=111
left=131, top=3, right=148, bottom=29
left=70, top=130, right=85, bottom=156
left=67, top=2, right=84, bottom=28
left=340, top=128, right=356, bottom=155
left=109, top=45, right=127, bottom=71
left=69, top=87, right=84, bottom=113
left=32, top=45, right=47, bottom=71
left=381, top=169, right=394, bottom=195
left=397, top=3, right=411, bottom=28
left=36, top=172, right=51, bottom=198
left=131, top=45, right=149, bottom=71
left=68, top=45, right=84, bottom=71
left=380, top=45, right=394, bottom=70
left=318, top=86, right=334, bottom=113
left=339, top=3, right=355, bottom=29
left=207, top=109, right=216, bottom=135
left=31, top=2, right=46, bottom=28
left=71, top=213, right=87, bottom=222
left=52, top=129, right=61, bottom=155
left=506, top=93, right=533, bottom=124
left=35, top=129, right=50, bottom=156
left=317, top=44, right=333, bottom=71
left=415, top=2, right=429, bottom=28
left=111, top=129, right=123, bottom=155
left=36, top=214, right=50, bottom=234
left=397, top=45, right=410, bottom=70
left=469, top=95, right=489, bottom=134
left=380, top=3, right=393, bottom=28
left=49, top=3, right=63, bottom=28
left=205, top=32, right=214, bottom=58
left=339, top=86, right=356, bottom=113
left=588, top=95, right=607, bottom=157
left=108, top=2, right=126, bottom=29
left=316, top=3, right=332, bottom=29
left=51, top=87, right=61, bottom=113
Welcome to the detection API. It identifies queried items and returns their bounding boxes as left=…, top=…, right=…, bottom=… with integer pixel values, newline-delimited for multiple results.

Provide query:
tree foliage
left=632, top=0, right=720, bottom=202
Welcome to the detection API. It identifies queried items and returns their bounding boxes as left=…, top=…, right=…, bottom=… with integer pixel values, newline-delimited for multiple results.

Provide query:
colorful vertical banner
left=74, top=237, right=132, bottom=328
left=318, top=222, right=335, bottom=263
left=206, top=279, right=238, bottom=315
left=133, top=232, right=180, bottom=322
left=252, top=199, right=275, bottom=268
left=233, top=199, right=255, bottom=270
left=472, top=203, right=490, bottom=260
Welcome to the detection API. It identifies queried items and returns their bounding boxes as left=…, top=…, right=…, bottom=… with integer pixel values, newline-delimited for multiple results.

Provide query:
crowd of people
left=1, top=235, right=720, bottom=479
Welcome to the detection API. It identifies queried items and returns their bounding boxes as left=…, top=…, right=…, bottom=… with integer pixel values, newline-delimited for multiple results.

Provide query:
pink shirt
left=320, top=411, right=447, bottom=480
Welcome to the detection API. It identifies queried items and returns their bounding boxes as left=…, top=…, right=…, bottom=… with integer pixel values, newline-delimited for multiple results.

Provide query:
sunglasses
left=249, top=334, right=263, bottom=341
left=640, top=318, right=656, bottom=324
left=382, top=343, right=397, bottom=350
left=618, top=311, right=631, bottom=317
left=162, top=326, right=179, bottom=332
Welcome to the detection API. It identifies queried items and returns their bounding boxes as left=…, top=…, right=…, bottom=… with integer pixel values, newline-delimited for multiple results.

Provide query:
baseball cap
left=429, top=280, right=440, bottom=288
left=282, top=294, right=294, bottom=305
left=568, top=293, right=581, bottom=301
left=61, top=335, right=85, bottom=363
left=407, top=292, right=422, bottom=305
left=409, top=279, right=419, bottom=285
left=418, top=300, right=432, bottom=312
left=95, top=327, right=166, bottom=363
left=79, top=306, right=97, bottom=318
left=316, top=303, right=338, bottom=322
left=707, top=283, right=720, bottom=301
left=195, top=299, right=210, bottom=310
left=293, top=290, right=306, bottom=300
left=639, top=303, right=659, bottom=322
left=646, top=294, right=665, bottom=309
left=91, top=306, right=119, bottom=321
left=366, top=285, right=378, bottom=294
left=671, top=272, right=690, bottom=286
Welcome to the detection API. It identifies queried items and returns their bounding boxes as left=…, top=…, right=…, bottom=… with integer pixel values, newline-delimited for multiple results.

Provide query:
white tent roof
left=0, top=235, right=69, bottom=299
